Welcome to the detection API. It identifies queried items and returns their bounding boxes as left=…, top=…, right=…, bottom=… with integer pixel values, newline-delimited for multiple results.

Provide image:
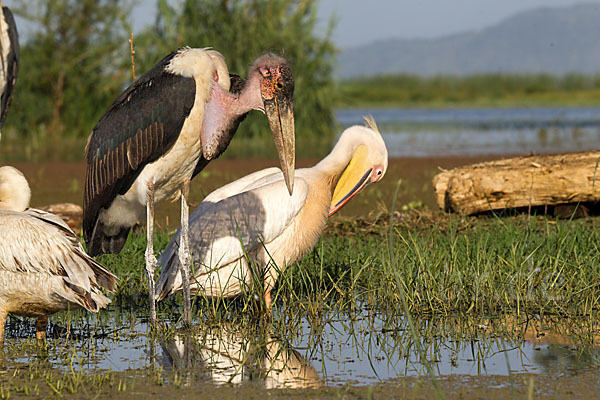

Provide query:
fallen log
left=432, top=151, right=600, bottom=215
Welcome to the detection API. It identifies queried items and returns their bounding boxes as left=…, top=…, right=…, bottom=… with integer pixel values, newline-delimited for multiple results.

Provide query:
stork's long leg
left=146, top=179, right=157, bottom=325
left=178, top=180, right=192, bottom=326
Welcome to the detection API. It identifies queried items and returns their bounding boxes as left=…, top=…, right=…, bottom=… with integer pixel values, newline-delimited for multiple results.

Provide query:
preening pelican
left=83, top=47, right=295, bottom=323
left=156, top=117, right=387, bottom=308
left=0, top=166, right=117, bottom=342
left=0, top=1, right=19, bottom=139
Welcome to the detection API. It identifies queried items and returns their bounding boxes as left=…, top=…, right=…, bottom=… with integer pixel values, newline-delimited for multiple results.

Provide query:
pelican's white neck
left=313, top=129, right=361, bottom=176
left=0, top=166, right=31, bottom=212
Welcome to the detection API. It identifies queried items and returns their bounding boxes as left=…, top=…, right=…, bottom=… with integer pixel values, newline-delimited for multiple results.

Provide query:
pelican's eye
left=371, top=166, right=385, bottom=183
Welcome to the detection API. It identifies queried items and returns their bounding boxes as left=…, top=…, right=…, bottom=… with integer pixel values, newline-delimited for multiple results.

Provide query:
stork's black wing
left=83, top=51, right=196, bottom=252
left=0, top=4, right=19, bottom=128
left=191, top=74, right=248, bottom=179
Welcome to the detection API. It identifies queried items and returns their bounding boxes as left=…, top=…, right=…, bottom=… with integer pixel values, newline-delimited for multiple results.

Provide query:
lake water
left=336, top=107, right=600, bottom=157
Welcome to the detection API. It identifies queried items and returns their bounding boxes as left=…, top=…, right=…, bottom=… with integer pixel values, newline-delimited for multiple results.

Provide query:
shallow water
left=4, top=307, right=599, bottom=389
left=337, top=107, right=600, bottom=157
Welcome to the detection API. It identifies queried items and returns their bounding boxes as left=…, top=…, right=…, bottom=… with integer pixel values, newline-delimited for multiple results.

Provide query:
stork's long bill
left=261, top=62, right=295, bottom=195
left=329, top=144, right=383, bottom=216
left=265, top=96, right=294, bottom=195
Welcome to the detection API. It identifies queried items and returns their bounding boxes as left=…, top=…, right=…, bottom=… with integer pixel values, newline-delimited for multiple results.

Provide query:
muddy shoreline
left=9, top=154, right=516, bottom=229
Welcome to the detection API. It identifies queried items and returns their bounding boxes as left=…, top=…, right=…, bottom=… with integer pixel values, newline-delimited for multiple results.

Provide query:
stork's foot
left=145, top=247, right=158, bottom=325
left=36, top=317, right=48, bottom=341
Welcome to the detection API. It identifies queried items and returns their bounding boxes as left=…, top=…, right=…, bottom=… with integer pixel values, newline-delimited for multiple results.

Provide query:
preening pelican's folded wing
left=156, top=177, right=308, bottom=299
left=201, top=167, right=282, bottom=204
left=187, top=168, right=283, bottom=222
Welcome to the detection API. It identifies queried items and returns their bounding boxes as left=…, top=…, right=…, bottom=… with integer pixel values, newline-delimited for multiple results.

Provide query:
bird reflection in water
left=160, top=323, right=320, bottom=389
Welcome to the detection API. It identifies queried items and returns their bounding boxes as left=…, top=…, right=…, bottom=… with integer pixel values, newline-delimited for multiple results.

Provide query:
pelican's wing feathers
left=0, top=210, right=117, bottom=296
left=198, top=167, right=282, bottom=207
left=156, top=175, right=308, bottom=299
left=83, top=50, right=196, bottom=250
left=25, top=207, right=72, bottom=231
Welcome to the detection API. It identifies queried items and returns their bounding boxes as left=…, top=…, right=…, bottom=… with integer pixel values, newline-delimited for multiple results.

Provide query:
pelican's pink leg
left=265, top=290, right=272, bottom=310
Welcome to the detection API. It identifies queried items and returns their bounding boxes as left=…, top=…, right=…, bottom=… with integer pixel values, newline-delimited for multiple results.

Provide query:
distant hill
left=337, top=3, right=600, bottom=78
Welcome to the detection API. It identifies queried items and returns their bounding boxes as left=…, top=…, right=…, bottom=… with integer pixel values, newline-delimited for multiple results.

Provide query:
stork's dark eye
left=276, top=82, right=283, bottom=89
left=259, top=66, right=270, bottom=77
left=377, top=170, right=382, bottom=176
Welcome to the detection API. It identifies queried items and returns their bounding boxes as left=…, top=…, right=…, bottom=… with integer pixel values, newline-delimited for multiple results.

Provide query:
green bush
left=5, top=0, right=337, bottom=159
left=338, top=73, right=600, bottom=108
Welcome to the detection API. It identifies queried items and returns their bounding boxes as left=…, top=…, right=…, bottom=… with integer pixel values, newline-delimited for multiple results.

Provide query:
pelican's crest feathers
left=362, top=115, right=380, bottom=135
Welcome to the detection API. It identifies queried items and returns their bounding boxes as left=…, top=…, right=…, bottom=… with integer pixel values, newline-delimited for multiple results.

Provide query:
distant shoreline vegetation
left=336, top=73, right=600, bottom=108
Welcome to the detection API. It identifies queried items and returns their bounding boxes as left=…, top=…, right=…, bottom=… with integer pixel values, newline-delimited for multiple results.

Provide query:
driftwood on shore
left=433, top=151, right=600, bottom=215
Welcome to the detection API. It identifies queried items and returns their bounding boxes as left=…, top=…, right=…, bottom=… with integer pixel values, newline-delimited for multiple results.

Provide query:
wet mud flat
left=4, top=369, right=590, bottom=399
left=1, top=369, right=598, bottom=400
left=8, top=154, right=510, bottom=228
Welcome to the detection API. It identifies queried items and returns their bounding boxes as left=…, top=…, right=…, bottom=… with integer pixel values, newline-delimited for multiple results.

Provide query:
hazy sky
left=318, top=0, right=599, bottom=48
left=11, top=0, right=600, bottom=49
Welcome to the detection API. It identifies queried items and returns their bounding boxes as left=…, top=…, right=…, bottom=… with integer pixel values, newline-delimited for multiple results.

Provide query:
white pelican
left=156, top=117, right=387, bottom=308
left=0, top=166, right=117, bottom=342
left=83, top=48, right=295, bottom=323
left=0, top=1, right=19, bottom=139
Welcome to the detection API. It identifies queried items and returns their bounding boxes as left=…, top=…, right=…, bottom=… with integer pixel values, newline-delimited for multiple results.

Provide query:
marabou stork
left=83, top=48, right=295, bottom=323
left=155, top=117, right=387, bottom=309
left=0, top=166, right=117, bottom=342
left=0, top=1, right=19, bottom=140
